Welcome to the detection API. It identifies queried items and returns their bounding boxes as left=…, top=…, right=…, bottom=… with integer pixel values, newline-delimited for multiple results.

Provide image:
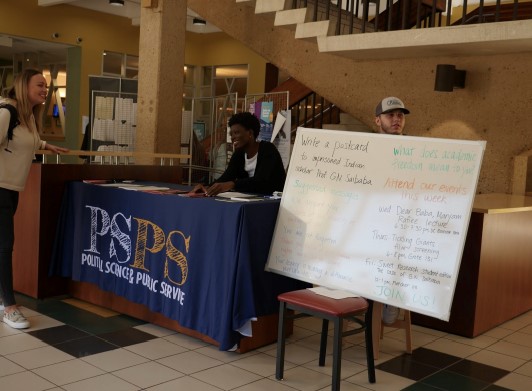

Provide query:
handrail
left=36, top=149, right=191, bottom=165
left=289, top=0, right=532, bottom=35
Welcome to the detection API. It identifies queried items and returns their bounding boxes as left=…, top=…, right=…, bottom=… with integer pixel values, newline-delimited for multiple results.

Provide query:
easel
left=372, top=302, right=412, bottom=359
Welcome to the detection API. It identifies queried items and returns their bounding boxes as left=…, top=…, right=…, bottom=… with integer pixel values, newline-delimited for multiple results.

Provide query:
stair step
left=255, top=0, right=285, bottom=14
left=295, top=20, right=332, bottom=40
left=275, top=8, right=308, bottom=28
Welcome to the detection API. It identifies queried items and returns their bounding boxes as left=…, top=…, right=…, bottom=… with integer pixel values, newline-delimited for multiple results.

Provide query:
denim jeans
left=0, top=187, right=19, bottom=307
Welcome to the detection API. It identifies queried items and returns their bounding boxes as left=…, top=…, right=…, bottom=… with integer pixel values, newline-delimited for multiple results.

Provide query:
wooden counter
left=411, top=193, right=532, bottom=337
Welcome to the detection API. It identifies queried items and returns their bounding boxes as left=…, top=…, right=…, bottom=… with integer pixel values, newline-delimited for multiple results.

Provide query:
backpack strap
left=0, top=103, right=20, bottom=141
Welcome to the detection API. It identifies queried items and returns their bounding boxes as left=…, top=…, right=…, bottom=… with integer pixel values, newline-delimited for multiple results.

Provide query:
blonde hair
left=8, top=68, right=45, bottom=132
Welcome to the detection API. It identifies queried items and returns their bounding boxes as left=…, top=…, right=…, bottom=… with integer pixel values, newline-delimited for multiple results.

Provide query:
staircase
left=374, top=0, right=446, bottom=31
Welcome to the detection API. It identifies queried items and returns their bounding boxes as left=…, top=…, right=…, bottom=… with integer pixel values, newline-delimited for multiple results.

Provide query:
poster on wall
left=271, top=110, right=291, bottom=170
left=265, top=127, right=486, bottom=321
left=250, top=102, right=291, bottom=169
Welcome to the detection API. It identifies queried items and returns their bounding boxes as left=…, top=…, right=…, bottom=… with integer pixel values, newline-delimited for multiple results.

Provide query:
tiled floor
left=0, top=294, right=530, bottom=390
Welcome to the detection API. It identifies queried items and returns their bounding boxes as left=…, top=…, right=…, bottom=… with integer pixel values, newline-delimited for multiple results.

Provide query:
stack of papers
left=217, top=192, right=265, bottom=202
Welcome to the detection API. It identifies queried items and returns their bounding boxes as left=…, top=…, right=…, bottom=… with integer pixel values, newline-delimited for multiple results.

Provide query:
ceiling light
left=193, top=18, right=206, bottom=26
left=109, top=0, right=125, bottom=6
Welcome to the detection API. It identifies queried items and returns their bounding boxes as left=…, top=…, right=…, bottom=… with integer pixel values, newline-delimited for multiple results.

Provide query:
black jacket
left=214, top=141, right=286, bottom=194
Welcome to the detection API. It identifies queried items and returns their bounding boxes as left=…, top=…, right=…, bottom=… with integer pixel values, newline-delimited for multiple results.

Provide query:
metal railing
left=289, top=91, right=340, bottom=142
left=289, top=0, right=531, bottom=35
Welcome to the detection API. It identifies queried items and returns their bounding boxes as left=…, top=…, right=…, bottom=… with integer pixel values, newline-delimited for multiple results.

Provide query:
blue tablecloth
left=51, top=181, right=309, bottom=350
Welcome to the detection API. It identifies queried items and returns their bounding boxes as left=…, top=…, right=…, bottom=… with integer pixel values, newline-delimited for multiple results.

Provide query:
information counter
left=412, top=193, right=532, bottom=337
left=50, top=181, right=309, bottom=351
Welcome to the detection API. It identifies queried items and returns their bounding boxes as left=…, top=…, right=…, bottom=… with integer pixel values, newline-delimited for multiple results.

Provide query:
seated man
left=194, top=112, right=286, bottom=196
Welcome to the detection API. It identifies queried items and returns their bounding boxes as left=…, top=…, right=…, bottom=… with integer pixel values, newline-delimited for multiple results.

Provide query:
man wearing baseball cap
left=375, top=96, right=411, bottom=325
left=374, top=96, right=410, bottom=135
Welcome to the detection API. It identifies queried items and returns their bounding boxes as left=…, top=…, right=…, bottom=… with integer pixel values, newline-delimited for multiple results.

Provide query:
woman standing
left=0, top=68, right=68, bottom=329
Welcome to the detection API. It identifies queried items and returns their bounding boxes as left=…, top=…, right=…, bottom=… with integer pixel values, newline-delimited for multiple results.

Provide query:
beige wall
left=185, top=32, right=267, bottom=94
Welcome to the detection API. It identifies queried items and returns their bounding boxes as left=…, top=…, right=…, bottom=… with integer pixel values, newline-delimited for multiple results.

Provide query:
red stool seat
left=275, top=289, right=376, bottom=390
left=278, top=289, right=369, bottom=317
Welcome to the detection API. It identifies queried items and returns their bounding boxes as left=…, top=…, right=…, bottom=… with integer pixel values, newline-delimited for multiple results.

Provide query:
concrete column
left=136, top=0, right=186, bottom=161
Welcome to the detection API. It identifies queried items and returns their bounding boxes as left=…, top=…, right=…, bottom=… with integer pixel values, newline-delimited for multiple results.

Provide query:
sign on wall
left=266, top=127, right=486, bottom=320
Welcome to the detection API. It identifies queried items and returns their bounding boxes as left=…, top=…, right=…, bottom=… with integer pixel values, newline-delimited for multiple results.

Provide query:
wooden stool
left=372, top=302, right=412, bottom=359
left=275, top=289, right=376, bottom=390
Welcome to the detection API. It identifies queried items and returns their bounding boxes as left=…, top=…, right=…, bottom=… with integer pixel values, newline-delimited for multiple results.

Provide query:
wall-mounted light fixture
left=434, top=64, right=467, bottom=92
left=192, top=17, right=206, bottom=26
left=109, top=0, right=125, bottom=6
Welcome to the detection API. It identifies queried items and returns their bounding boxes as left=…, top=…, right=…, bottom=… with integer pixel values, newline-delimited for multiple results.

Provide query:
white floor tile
left=191, top=363, right=262, bottom=390
left=423, top=337, right=481, bottom=358
left=32, top=359, right=105, bottom=385
left=0, top=333, right=47, bottom=355
left=466, top=349, right=526, bottom=371
left=163, top=331, right=210, bottom=349
left=194, top=344, right=259, bottom=363
left=347, top=369, right=415, bottom=391
left=487, top=340, right=532, bottom=360
left=503, top=331, right=532, bottom=348
left=0, top=370, right=56, bottom=390
left=444, top=332, right=499, bottom=349
left=231, top=352, right=283, bottom=377
left=134, top=323, right=176, bottom=337
left=302, top=353, right=368, bottom=379
left=514, top=360, right=532, bottom=377
left=112, top=361, right=183, bottom=388
left=6, top=345, right=74, bottom=369
left=62, top=373, right=140, bottom=391
left=156, top=350, right=224, bottom=374
left=269, top=365, right=333, bottom=391
left=0, top=322, right=22, bottom=337
left=81, top=348, right=149, bottom=371
left=124, top=337, right=188, bottom=359
left=0, top=356, right=26, bottom=377
left=495, top=372, right=532, bottom=391
left=234, top=377, right=301, bottom=391
left=143, top=376, right=222, bottom=390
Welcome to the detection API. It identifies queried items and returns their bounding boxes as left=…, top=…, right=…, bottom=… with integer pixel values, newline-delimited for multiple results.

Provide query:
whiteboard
left=266, top=127, right=486, bottom=320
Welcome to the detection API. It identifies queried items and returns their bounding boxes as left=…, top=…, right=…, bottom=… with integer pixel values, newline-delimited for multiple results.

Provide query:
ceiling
left=0, top=0, right=218, bottom=63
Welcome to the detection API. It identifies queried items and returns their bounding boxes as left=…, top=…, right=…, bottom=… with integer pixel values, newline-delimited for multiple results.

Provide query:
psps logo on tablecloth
left=82, top=205, right=190, bottom=288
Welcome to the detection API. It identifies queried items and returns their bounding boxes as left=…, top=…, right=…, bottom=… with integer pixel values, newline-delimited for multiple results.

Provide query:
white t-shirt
left=244, top=152, right=258, bottom=177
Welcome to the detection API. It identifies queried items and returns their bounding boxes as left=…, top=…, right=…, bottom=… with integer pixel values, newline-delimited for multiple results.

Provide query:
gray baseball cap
left=375, top=97, right=410, bottom=116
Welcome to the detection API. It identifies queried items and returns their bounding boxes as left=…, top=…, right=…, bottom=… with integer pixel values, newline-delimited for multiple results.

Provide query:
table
left=51, top=181, right=309, bottom=351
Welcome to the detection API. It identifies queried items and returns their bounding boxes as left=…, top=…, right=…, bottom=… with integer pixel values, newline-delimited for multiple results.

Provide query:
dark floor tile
left=401, top=382, right=445, bottom=390
left=27, top=325, right=90, bottom=345
left=15, top=294, right=73, bottom=315
left=376, top=354, right=441, bottom=381
left=53, top=335, right=118, bottom=358
left=98, top=327, right=157, bottom=347
left=408, top=347, right=462, bottom=369
left=481, top=385, right=515, bottom=391
left=446, top=359, right=510, bottom=383
left=44, top=306, right=145, bottom=335
left=421, top=370, right=490, bottom=391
